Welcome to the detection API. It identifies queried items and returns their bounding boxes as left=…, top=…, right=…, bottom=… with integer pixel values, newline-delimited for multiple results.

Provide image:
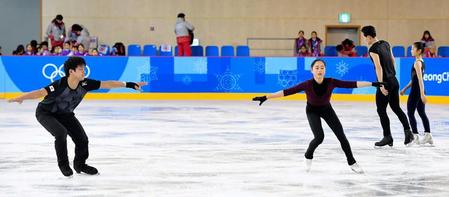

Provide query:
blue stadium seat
left=355, top=46, right=368, bottom=57
left=159, top=45, right=173, bottom=56
left=191, top=46, right=204, bottom=56
left=324, top=46, right=337, bottom=56
left=407, top=46, right=413, bottom=57
left=205, top=46, right=219, bottom=56
left=392, top=46, right=405, bottom=57
left=236, top=45, right=250, bottom=56
left=143, top=44, right=157, bottom=56
left=221, top=45, right=235, bottom=56
left=127, top=44, right=141, bottom=56
left=438, top=46, right=449, bottom=57
left=174, top=46, right=179, bottom=56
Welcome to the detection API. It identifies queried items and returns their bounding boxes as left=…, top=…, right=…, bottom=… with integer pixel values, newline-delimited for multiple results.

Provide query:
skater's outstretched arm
left=7, top=88, right=48, bottom=104
left=100, top=81, right=148, bottom=91
left=357, top=81, right=387, bottom=88
left=252, top=81, right=307, bottom=105
left=252, top=91, right=284, bottom=106
left=333, top=79, right=386, bottom=88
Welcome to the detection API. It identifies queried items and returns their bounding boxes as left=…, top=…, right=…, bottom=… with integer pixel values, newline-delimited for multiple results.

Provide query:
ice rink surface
left=1, top=100, right=449, bottom=196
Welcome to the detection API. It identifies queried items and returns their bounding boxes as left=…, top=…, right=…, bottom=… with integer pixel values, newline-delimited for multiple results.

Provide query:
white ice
left=1, top=100, right=449, bottom=196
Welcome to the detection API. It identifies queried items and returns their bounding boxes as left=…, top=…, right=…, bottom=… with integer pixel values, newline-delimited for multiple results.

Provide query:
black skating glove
left=371, top=82, right=388, bottom=88
left=252, top=96, right=267, bottom=106
left=125, top=82, right=140, bottom=90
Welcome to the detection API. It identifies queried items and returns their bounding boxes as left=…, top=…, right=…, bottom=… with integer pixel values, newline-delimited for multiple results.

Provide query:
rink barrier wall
left=2, top=93, right=449, bottom=104
left=1, top=56, right=448, bottom=103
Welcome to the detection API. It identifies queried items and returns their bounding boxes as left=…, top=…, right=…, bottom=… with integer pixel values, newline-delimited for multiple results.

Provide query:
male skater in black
left=361, top=25, right=413, bottom=147
left=8, top=57, right=147, bottom=176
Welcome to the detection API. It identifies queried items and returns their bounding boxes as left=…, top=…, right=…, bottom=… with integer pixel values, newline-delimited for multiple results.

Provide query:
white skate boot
left=412, top=134, right=420, bottom=145
left=421, top=133, right=434, bottom=145
left=350, top=163, right=364, bottom=174
left=305, top=159, right=312, bottom=173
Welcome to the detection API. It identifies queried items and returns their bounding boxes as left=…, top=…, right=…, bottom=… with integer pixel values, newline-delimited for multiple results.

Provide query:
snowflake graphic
left=193, top=58, right=208, bottom=73
left=278, top=70, right=297, bottom=88
left=253, top=57, right=265, bottom=74
left=216, top=69, right=241, bottom=92
left=336, top=61, right=349, bottom=77
left=182, top=75, right=192, bottom=85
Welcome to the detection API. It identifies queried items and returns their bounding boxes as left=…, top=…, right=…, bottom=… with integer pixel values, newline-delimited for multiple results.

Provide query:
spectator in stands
left=421, top=30, right=436, bottom=57
left=294, top=30, right=308, bottom=56
left=88, top=48, right=99, bottom=56
left=76, top=44, right=87, bottom=56
left=30, top=40, right=38, bottom=54
left=308, top=31, right=323, bottom=57
left=112, top=42, right=126, bottom=56
left=66, top=24, right=91, bottom=50
left=70, top=45, right=78, bottom=56
left=175, top=13, right=195, bottom=56
left=45, top=14, right=66, bottom=49
left=39, top=41, right=51, bottom=56
left=0, top=46, right=2, bottom=55
left=60, top=41, right=72, bottom=56
left=297, top=44, right=310, bottom=57
left=336, top=45, right=344, bottom=57
left=13, top=45, right=25, bottom=55
left=92, top=48, right=99, bottom=56
left=53, top=46, right=62, bottom=56
left=25, top=44, right=35, bottom=55
left=340, top=39, right=356, bottom=57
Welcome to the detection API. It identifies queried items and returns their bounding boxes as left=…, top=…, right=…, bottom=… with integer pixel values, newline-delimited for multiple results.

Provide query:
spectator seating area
left=125, top=44, right=449, bottom=57
left=127, top=44, right=251, bottom=57
left=323, top=45, right=449, bottom=57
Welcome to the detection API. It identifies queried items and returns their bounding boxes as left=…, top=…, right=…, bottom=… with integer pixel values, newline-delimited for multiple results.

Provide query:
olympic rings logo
left=42, top=63, right=90, bottom=82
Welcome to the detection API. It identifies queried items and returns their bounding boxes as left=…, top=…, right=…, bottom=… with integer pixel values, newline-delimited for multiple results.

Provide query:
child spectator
left=336, top=45, right=344, bottom=57
left=25, top=44, right=35, bottom=55
left=30, top=40, right=38, bottom=54
left=53, top=46, right=62, bottom=56
left=87, top=48, right=99, bottom=56
left=297, top=45, right=310, bottom=57
left=69, top=45, right=78, bottom=56
left=76, top=44, right=87, bottom=56
left=294, top=30, right=308, bottom=56
left=91, top=48, right=99, bottom=56
left=340, top=39, right=356, bottom=57
left=308, top=31, right=323, bottom=57
left=111, top=42, right=126, bottom=56
left=13, top=45, right=25, bottom=55
left=60, top=42, right=72, bottom=56
left=39, top=41, right=52, bottom=56
left=421, top=30, right=436, bottom=57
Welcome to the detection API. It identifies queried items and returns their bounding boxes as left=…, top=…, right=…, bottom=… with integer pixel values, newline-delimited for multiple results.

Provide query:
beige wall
left=42, top=0, right=449, bottom=56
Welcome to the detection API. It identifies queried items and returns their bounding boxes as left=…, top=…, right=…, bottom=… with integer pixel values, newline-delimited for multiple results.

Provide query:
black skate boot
left=74, top=163, right=98, bottom=175
left=374, top=135, right=393, bottom=147
left=58, top=163, right=73, bottom=177
left=404, top=129, right=414, bottom=146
